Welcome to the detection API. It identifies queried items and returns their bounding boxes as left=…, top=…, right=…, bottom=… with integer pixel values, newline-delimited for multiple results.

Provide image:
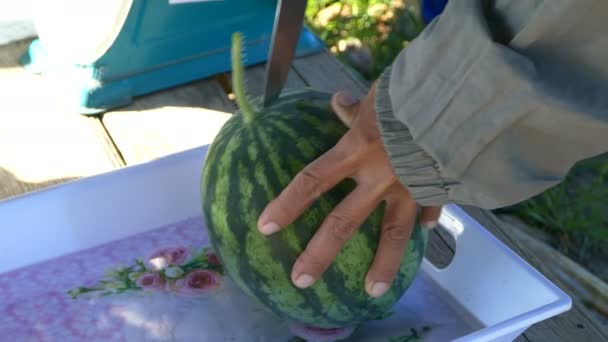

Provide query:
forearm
left=376, top=0, right=608, bottom=209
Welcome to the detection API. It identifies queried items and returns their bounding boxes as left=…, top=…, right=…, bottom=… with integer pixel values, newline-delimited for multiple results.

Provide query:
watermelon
left=200, top=33, right=427, bottom=330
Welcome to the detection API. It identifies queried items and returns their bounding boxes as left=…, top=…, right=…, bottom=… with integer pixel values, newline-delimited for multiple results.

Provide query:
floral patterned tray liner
left=0, top=216, right=479, bottom=342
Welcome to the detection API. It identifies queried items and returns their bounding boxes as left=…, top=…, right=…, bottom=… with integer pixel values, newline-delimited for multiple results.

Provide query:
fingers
left=290, top=185, right=382, bottom=289
left=365, top=195, right=417, bottom=297
left=257, top=139, right=356, bottom=235
left=420, top=206, right=442, bottom=229
left=331, top=91, right=359, bottom=128
left=258, top=89, right=372, bottom=235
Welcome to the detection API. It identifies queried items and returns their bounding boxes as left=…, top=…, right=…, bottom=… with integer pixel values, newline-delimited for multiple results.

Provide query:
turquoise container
left=20, top=0, right=325, bottom=114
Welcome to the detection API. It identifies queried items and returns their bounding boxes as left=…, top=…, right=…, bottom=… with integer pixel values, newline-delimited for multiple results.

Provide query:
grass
left=305, top=0, right=608, bottom=276
left=500, top=155, right=608, bottom=265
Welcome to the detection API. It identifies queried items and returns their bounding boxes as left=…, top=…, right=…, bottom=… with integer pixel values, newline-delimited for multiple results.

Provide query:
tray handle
left=421, top=204, right=570, bottom=328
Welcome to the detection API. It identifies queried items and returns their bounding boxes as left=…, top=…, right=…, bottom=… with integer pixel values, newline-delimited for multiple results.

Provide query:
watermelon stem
left=231, top=32, right=256, bottom=124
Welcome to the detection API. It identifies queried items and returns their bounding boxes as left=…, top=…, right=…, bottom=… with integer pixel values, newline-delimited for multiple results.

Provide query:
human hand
left=257, top=81, right=441, bottom=297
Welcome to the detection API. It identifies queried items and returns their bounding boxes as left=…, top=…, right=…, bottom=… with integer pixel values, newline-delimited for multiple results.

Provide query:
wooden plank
left=102, top=62, right=305, bottom=165
left=425, top=228, right=455, bottom=269
left=295, top=50, right=608, bottom=342
left=221, top=62, right=307, bottom=98
left=0, top=38, right=120, bottom=201
left=293, top=51, right=368, bottom=98
left=516, top=335, right=532, bottom=342
left=102, top=77, right=235, bottom=165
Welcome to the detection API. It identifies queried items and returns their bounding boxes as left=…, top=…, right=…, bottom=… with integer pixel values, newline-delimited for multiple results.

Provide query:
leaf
left=524, top=210, right=547, bottom=225
left=286, top=337, right=306, bottom=342
left=135, top=259, right=147, bottom=272
left=387, top=328, right=421, bottom=342
left=370, top=310, right=394, bottom=321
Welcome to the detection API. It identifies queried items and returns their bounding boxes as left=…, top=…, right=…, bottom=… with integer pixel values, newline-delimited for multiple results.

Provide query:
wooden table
left=1, top=37, right=607, bottom=342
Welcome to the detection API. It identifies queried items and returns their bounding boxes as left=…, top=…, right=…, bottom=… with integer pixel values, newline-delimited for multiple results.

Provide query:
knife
left=262, top=0, right=308, bottom=107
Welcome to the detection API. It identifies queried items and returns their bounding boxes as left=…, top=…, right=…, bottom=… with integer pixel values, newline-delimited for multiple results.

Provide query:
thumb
left=420, top=206, right=442, bottom=230
left=331, top=91, right=359, bottom=128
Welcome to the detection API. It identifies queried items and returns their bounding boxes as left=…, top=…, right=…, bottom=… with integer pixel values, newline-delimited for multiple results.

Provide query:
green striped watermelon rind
left=199, top=86, right=428, bottom=329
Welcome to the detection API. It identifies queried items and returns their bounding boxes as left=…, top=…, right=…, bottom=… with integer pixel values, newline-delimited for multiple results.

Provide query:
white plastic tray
left=0, top=146, right=571, bottom=341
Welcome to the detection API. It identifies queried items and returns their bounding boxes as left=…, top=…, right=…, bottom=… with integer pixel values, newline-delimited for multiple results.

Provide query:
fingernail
left=338, top=92, right=356, bottom=106
left=294, top=274, right=315, bottom=288
left=260, top=222, right=280, bottom=235
left=369, top=282, right=388, bottom=297
left=423, top=221, right=438, bottom=230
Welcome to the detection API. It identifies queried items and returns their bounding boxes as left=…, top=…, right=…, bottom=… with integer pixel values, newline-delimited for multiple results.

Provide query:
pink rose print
left=287, top=322, right=355, bottom=342
left=148, top=247, right=189, bottom=270
left=207, top=252, right=222, bottom=266
left=172, top=270, right=222, bottom=297
left=135, top=272, right=166, bottom=292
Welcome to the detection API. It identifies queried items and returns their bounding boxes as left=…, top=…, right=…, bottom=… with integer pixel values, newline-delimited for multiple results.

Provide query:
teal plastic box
left=21, top=0, right=325, bottom=114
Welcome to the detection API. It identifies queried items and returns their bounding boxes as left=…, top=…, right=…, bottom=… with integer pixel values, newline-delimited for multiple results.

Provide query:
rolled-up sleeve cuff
left=375, top=66, right=455, bottom=207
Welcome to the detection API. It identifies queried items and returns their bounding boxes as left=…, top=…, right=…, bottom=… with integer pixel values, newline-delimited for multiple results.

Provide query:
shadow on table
left=0, top=166, right=77, bottom=202
left=0, top=35, right=35, bottom=69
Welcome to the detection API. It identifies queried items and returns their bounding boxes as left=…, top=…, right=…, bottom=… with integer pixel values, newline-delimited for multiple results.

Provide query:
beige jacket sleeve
left=375, top=0, right=608, bottom=209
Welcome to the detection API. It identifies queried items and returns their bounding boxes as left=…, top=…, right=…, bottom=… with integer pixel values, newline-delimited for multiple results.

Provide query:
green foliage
left=67, top=246, right=223, bottom=299
left=305, top=0, right=424, bottom=80
left=387, top=328, right=423, bottom=342
left=505, top=155, right=608, bottom=261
